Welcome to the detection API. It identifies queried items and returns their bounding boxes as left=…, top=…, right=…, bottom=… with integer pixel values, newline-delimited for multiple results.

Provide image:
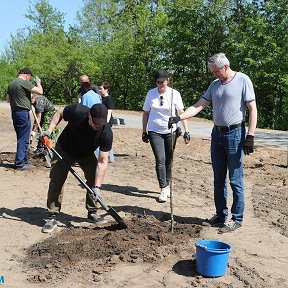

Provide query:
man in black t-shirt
left=40, top=103, right=113, bottom=233
left=98, top=81, right=115, bottom=162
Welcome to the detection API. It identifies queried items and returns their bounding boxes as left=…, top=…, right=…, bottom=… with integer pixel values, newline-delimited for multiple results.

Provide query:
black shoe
left=202, top=214, right=225, bottom=227
left=219, top=220, right=242, bottom=233
left=42, top=216, right=57, bottom=233
left=87, top=212, right=104, bottom=223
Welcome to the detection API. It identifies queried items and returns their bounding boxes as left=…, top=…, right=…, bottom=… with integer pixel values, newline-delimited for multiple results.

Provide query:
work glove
left=243, top=135, right=254, bottom=155
left=142, top=132, right=149, bottom=143
left=175, top=127, right=182, bottom=138
left=40, top=130, right=51, bottom=138
left=183, top=132, right=191, bottom=143
left=91, top=186, right=101, bottom=201
left=168, top=116, right=181, bottom=129
left=35, top=76, right=41, bottom=85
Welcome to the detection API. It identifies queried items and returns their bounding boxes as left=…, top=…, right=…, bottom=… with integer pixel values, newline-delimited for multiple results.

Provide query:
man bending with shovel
left=41, top=103, right=113, bottom=233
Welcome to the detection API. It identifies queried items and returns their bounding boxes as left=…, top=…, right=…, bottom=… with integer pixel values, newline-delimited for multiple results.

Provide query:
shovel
left=42, top=136, right=127, bottom=229
left=31, top=107, right=53, bottom=167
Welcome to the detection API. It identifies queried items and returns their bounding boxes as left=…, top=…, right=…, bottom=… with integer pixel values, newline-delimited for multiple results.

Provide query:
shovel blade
left=44, top=154, right=52, bottom=168
left=107, top=207, right=127, bottom=229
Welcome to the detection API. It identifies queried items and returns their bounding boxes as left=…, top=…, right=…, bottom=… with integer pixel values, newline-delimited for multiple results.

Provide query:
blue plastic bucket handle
left=196, top=244, right=231, bottom=253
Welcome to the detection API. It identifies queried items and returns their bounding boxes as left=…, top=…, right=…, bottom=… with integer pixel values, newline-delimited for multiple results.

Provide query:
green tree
left=226, top=0, right=288, bottom=130
left=77, top=0, right=169, bottom=109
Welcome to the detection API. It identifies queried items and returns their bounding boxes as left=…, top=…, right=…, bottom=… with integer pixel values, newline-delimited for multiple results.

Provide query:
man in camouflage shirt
left=31, top=95, right=60, bottom=154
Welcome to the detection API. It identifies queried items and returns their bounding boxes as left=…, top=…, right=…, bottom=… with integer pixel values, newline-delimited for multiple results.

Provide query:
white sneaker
left=158, top=186, right=170, bottom=202
left=165, top=186, right=171, bottom=198
left=159, top=190, right=167, bottom=202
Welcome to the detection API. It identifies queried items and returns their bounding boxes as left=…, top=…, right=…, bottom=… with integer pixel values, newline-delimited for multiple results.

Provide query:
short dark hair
left=99, top=81, right=110, bottom=90
left=80, top=82, right=93, bottom=95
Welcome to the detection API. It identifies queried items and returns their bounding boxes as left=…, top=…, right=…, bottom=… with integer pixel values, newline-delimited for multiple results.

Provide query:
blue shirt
left=82, top=90, right=102, bottom=108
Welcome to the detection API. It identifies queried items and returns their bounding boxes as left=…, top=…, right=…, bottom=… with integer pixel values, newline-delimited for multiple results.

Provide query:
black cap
left=155, top=69, right=168, bottom=82
left=19, top=67, right=33, bottom=76
left=90, top=104, right=108, bottom=125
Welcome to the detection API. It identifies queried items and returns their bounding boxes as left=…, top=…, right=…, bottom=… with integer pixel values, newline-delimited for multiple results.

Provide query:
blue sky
left=0, top=0, right=84, bottom=53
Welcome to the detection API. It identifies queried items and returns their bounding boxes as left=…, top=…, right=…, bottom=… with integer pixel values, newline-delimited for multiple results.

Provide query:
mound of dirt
left=24, top=215, right=201, bottom=284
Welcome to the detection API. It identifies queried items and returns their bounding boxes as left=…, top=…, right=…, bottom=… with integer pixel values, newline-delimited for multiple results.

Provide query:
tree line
left=0, top=0, right=287, bottom=130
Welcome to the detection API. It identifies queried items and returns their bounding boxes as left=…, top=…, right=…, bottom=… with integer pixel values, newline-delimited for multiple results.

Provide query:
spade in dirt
left=42, top=136, right=128, bottom=229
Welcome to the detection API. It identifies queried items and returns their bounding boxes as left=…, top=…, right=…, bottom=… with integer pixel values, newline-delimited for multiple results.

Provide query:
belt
left=214, top=122, right=244, bottom=132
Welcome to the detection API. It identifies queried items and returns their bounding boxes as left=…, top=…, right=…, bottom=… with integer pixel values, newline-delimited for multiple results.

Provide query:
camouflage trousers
left=36, top=110, right=60, bottom=150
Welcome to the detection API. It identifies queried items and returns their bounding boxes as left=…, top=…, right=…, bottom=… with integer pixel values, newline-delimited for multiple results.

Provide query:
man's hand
left=142, top=132, right=149, bottom=143
left=183, top=132, right=190, bottom=144
left=35, top=76, right=41, bottom=85
left=91, top=186, right=101, bottom=201
left=243, top=135, right=254, bottom=155
left=168, top=116, right=181, bottom=129
left=40, top=130, right=51, bottom=138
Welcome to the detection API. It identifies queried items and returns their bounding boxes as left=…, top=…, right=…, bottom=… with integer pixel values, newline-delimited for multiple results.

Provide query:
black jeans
left=148, top=131, right=177, bottom=188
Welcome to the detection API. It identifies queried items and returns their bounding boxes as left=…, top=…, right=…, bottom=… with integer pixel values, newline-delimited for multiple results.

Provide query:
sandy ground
left=0, top=106, right=287, bottom=288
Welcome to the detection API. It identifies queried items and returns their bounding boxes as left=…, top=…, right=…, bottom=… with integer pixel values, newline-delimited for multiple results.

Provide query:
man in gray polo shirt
left=168, top=53, right=257, bottom=233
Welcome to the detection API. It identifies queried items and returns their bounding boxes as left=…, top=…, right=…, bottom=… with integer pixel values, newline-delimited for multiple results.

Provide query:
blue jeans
left=211, top=126, right=245, bottom=223
left=148, top=132, right=177, bottom=188
left=11, top=108, right=31, bottom=168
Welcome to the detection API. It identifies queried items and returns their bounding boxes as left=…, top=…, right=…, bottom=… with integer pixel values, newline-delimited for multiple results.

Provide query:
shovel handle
left=31, top=107, right=43, bottom=132
left=42, top=137, right=127, bottom=229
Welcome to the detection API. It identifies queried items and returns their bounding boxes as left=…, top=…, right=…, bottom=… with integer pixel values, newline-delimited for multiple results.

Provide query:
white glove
left=35, top=76, right=41, bottom=85
left=91, top=187, right=101, bottom=200
left=40, top=130, right=51, bottom=138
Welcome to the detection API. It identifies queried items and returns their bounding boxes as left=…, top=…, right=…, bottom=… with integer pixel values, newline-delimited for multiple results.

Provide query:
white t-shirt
left=143, top=86, right=184, bottom=134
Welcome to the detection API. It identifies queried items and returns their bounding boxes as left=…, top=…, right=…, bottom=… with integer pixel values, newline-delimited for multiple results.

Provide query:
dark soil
left=24, top=214, right=201, bottom=284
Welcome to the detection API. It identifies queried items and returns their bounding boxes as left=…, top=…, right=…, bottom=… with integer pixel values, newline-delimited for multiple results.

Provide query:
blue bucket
left=195, top=239, right=232, bottom=277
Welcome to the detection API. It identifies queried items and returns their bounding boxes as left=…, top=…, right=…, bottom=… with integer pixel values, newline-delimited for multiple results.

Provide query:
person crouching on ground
left=40, top=103, right=113, bottom=233
left=30, top=94, right=60, bottom=156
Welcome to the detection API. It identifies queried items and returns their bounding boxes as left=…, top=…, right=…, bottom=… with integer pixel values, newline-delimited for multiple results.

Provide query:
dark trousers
left=11, top=109, right=31, bottom=168
left=148, top=131, right=177, bottom=188
left=47, top=142, right=98, bottom=215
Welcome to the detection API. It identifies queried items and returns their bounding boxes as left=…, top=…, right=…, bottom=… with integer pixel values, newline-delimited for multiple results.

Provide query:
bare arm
left=46, top=107, right=64, bottom=133
left=246, top=100, right=257, bottom=136
left=177, top=109, right=189, bottom=133
left=107, top=109, right=113, bottom=123
left=179, top=98, right=210, bottom=120
left=94, top=151, right=109, bottom=187
left=31, top=84, right=43, bottom=95
left=142, top=111, right=149, bottom=132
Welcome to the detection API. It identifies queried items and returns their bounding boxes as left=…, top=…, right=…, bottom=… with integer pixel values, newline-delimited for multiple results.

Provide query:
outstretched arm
left=179, top=98, right=210, bottom=120
left=168, top=98, right=210, bottom=129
